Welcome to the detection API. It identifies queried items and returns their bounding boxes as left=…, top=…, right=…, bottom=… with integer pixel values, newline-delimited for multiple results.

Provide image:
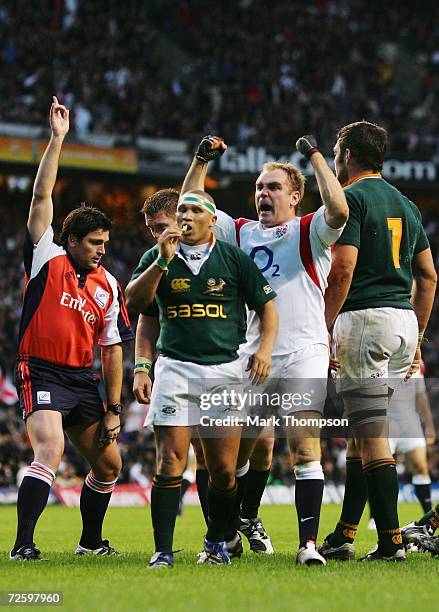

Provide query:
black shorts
left=16, top=356, right=105, bottom=428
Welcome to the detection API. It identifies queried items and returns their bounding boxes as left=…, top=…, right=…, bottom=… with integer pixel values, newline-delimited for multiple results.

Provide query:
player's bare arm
left=181, top=136, right=227, bottom=194
left=99, top=343, right=123, bottom=447
left=246, top=300, right=279, bottom=385
left=133, top=314, right=159, bottom=404
left=28, top=96, right=70, bottom=244
left=411, top=248, right=437, bottom=337
left=296, top=135, right=349, bottom=229
left=406, top=247, right=437, bottom=380
left=324, top=243, right=358, bottom=329
left=125, top=227, right=182, bottom=310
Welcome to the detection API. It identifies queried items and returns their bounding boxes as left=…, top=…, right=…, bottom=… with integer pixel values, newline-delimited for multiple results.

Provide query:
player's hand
left=404, top=346, right=421, bottom=381
left=50, top=96, right=69, bottom=137
left=426, top=432, right=436, bottom=446
left=246, top=349, right=272, bottom=385
left=329, top=355, right=340, bottom=370
left=133, top=371, right=152, bottom=404
left=98, top=411, right=121, bottom=448
left=296, top=135, right=319, bottom=159
left=157, top=227, right=182, bottom=261
left=196, top=135, right=227, bottom=163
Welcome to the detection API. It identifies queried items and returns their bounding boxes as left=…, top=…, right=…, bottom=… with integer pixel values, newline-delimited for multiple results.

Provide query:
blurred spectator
left=1, top=1, right=439, bottom=155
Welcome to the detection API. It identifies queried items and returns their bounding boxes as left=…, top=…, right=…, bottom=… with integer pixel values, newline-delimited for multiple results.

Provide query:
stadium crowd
left=1, top=0, right=439, bottom=156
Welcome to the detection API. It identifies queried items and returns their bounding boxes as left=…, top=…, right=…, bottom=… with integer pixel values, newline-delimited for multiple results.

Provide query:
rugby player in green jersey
left=129, top=190, right=278, bottom=567
left=319, top=121, right=437, bottom=562
left=125, top=186, right=273, bottom=540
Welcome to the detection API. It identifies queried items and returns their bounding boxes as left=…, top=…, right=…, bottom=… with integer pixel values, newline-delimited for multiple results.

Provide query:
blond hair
left=261, top=162, right=306, bottom=200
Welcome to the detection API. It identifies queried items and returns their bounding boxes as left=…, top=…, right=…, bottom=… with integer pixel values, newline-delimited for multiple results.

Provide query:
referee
left=10, top=98, right=134, bottom=561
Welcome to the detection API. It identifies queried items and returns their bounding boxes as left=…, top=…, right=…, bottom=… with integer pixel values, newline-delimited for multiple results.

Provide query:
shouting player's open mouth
left=181, top=223, right=192, bottom=234
left=258, top=201, right=274, bottom=221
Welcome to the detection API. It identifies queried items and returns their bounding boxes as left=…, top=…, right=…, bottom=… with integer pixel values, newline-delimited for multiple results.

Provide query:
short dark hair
left=141, top=188, right=179, bottom=216
left=59, top=204, right=112, bottom=248
left=336, top=121, right=388, bottom=172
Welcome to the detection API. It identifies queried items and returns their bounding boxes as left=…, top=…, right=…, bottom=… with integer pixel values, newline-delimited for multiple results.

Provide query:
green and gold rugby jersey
left=337, top=173, right=430, bottom=313
left=131, top=236, right=276, bottom=364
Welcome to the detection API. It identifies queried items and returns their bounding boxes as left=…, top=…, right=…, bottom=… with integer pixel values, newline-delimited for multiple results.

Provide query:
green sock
left=365, top=460, right=402, bottom=555
left=330, top=458, right=367, bottom=546
left=416, top=503, right=439, bottom=531
left=150, top=475, right=182, bottom=553
left=206, top=480, right=237, bottom=542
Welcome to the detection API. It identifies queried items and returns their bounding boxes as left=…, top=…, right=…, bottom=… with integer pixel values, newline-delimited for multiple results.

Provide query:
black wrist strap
left=107, top=403, right=122, bottom=415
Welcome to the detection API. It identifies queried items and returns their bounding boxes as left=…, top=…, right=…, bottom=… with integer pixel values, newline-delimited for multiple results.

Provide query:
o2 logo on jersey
left=249, top=246, right=280, bottom=277
left=94, top=287, right=110, bottom=308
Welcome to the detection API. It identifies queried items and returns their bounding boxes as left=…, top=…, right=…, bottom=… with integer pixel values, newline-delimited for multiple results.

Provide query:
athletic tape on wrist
left=155, top=256, right=173, bottom=272
left=134, top=358, right=152, bottom=375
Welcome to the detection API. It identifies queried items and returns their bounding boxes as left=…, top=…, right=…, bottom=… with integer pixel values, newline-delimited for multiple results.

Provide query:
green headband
left=178, top=194, right=216, bottom=215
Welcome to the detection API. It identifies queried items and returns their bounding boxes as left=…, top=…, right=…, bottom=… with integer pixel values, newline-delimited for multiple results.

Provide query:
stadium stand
left=1, top=1, right=439, bottom=155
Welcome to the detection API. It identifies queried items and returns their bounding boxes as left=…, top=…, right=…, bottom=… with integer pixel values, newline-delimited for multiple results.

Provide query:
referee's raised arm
left=27, top=96, right=70, bottom=243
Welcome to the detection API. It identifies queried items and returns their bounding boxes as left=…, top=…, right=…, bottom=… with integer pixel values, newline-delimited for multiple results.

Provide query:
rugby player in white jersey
left=389, top=365, right=435, bottom=512
left=182, top=135, right=348, bottom=564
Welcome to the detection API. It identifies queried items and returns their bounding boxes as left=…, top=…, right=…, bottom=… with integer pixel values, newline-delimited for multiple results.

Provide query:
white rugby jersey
left=215, top=207, right=344, bottom=356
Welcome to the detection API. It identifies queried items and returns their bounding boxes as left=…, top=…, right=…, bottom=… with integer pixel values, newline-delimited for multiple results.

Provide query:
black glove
left=196, top=135, right=226, bottom=163
left=296, top=135, right=320, bottom=159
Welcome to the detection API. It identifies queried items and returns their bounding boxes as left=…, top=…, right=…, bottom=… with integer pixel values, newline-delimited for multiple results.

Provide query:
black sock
left=417, top=503, right=439, bottom=530
left=241, top=468, right=270, bottom=520
left=331, top=458, right=367, bottom=546
left=79, top=485, right=112, bottom=549
left=206, top=480, right=237, bottom=542
left=365, top=460, right=402, bottom=555
left=196, top=469, right=209, bottom=526
left=224, top=472, right=249, bottom=542
left=180, top=478, right=192, bottom=502
left=295, top=479, right=324, bottom=547
left=151, top=475, right=182, bottom=553
left=414, top=483, right=432, bottom=514
left=14, top=476, right=51, bottom=551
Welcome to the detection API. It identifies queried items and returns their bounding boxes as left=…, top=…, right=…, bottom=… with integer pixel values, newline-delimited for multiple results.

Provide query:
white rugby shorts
left=389, top=411, right=426, bottom=454
left=146, top=355, right=243, bottom=427
left=334, top=307, right=418, bottom=393
left=239, top=343, right=329, bottom=417
left=389, top=436, right=426, bottom=455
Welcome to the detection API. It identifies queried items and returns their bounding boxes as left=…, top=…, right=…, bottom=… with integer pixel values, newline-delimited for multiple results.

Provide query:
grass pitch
left=0, top=503, right=435, bottom=611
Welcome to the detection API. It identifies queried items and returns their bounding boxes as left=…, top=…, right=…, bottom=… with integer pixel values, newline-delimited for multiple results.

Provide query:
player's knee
left=412, top=461, right=428, bottom=476
left=250, top=438, right=274, bottom=470
left=292, top=445, right=320, bottom=464
left=209, top=465, right=235, bottom=490
left=158, top=449, right=187, bottom=476
left=34, top=442, right=64, bottom=471
left=92, top=453, right=122, bottom=481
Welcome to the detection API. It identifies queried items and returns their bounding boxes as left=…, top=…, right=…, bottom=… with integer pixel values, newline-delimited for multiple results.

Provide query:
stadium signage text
left=219, top=146, right=437, bottom=182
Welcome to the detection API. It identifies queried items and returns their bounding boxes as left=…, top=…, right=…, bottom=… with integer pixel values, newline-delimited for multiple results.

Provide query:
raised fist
left=296, top=135, right=319, bottom=159
left=196, top=135, right=227, bottom=163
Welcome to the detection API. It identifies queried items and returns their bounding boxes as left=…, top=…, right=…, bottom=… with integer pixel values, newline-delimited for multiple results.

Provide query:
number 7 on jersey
left=387, top=217, right=402, bottom=268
